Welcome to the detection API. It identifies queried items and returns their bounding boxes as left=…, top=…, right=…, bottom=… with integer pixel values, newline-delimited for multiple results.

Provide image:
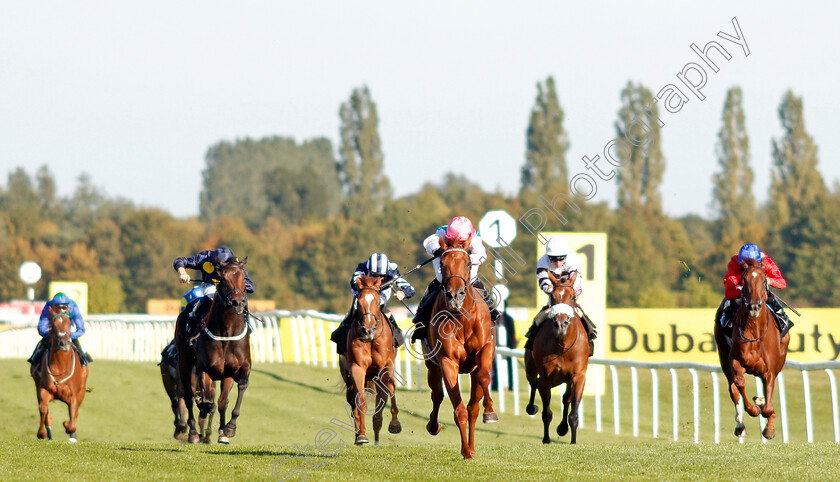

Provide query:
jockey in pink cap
left=409, top=216, right=501, bottom=342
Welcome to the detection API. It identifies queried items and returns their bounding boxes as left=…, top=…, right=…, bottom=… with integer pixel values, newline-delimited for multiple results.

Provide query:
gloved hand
left=540, top=280, right=553, bottom=294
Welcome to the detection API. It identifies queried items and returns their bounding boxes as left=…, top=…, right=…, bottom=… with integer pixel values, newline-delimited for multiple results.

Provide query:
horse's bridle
left=47, top=313, right=76, bottom=384
left=440, top=248, right=471, bottom=293
left=737, top=266, right=771, bottom=342
left=216, top=266, right=248, bottom=315
left=355, top=287, right=383, bottom=338
left=549, top=279, right=580, bottom=351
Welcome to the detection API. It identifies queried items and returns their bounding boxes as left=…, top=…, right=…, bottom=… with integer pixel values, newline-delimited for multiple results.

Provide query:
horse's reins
left=355, top=287, right=383, bottom=340
left=549, top=281, right=582, bottom=352
left=440, top=248, right=478, bottom=312
left=737, top=268, right=772, bottom=343
left=196, top=270, right=250, bottom=343
left=46, top=314, right=77, bottom=385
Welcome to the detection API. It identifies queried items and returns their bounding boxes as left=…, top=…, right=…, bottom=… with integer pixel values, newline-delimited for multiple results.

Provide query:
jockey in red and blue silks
left=715, top=243, right=793, bottom=337
left=330, top=252, right=416, bottom=355
left=409, top=216, right=500, bottom=343
left=28, top=292, right=92, bottom=366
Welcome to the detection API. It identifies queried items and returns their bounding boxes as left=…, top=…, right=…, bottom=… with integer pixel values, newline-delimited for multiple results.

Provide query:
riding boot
left=717, top=298, right=740, bottom=329
left=410, top=279, right=442, bottom=343
left=523, top=308, right=548, bottom=351
left=576, top=307, right=598, bottom=357
left=767, top=294, right=793, bottom=338
left=27, top=338, right=47, bottom=366
left=382, top=306, right=405, bottom=349
left=331, top=303, right=357, bottom=356
left=472, top=279, right=501, bottom=322
left=72, top=338, right=92, bottom=365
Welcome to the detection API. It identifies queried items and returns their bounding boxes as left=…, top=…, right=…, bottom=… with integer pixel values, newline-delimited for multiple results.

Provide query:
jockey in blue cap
left=173, top=247, right=255, bottom=337
left=27, top=292, right=92, bottom=367
left=714, top=243, right=793, bottom=339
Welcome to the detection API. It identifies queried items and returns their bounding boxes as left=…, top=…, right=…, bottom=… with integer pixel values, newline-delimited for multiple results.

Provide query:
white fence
left=3, top=311, right=840, bottom=443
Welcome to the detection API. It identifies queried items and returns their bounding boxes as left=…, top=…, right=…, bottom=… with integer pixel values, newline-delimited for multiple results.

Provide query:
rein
left=46, top=345, right=77, bottom=385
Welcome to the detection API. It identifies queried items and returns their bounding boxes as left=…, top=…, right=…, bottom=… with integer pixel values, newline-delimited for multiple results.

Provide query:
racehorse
left=524, top=270, right=589, bottom=444
left=159, top=340, right=214, bottom=441
left=423, top=235, right=497, bottom=459
left=31, top=303, right=89, bottom=442
left=715, top=257, right=790, bottom=440
left=175, top=257, right=251, bottom=444
left=339, top=274, right=402, bottom=445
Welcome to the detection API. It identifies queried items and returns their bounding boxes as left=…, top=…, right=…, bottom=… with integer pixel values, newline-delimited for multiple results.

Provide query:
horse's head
left=48, top=304, right=73, bottom=352
left=217, top=257, right=249, bottom=315
left=740, top=258, right=767, bottom=318
left=355, top=274, right=383, bottom=342
left=438, top=234, right=472, bottom=312
left=547, top=271, right=577, bottom=340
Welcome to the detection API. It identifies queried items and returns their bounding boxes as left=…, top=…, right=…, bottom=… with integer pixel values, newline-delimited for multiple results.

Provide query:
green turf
left=0, top=359, right=838, bottom=480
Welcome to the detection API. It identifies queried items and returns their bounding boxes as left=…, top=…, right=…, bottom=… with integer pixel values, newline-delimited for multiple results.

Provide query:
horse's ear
left=569, top=270, right=578, bottom=285
left=760, top=258, right=765, bottom=269
left=740, top=260, right=749, bottom=271
left=371, top=276, right=382, bottom=288
left=438, top=235, right=448, bottom=250
left=240, top=256, right=248, bottom=266
left=547, top=270, right=557, bottom=284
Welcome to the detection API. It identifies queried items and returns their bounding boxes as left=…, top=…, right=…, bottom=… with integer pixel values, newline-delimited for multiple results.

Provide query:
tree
left=615, top=82, right=664, bottom=213
left=520, top=76, right=569, bottom=200
left=337, top=86, right=392, bottom=217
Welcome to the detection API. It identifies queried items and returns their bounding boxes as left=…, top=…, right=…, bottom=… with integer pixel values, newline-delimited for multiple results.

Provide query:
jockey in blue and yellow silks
left=28, top=292, right=92, bottom=366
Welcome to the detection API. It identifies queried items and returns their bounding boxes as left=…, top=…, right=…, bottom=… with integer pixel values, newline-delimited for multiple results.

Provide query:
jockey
left=714, top=243, right=793, bottom=337
left=409, top=216, right=501, bottom=342
left=173, top=247, right=255, bottom=336
left=27, top=292, right=92, bottom=366
left=523, top=236, right=597, bottom=356
left=330, top=253, right=416, bottom=355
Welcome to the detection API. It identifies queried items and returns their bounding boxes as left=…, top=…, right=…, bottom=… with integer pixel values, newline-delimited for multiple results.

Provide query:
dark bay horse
left=175, top=258, right=251, bottom=444
left=31, top=304, right=89, bottom=441
left=525, top=271, right=589, bottom=444
left=424, top=235, right=497, bottom=459
left=159, top=340, right=214, bottom=441
left=339, top=274, right=402, bottom=446
left=715, top=258, right=790, bottom=440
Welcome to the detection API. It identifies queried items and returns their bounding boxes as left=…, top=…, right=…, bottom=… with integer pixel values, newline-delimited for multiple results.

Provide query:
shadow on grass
left=251, top=368, right=339, bottom=396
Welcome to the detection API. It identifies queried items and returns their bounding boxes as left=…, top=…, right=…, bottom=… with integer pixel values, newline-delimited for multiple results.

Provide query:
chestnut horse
left=175, top=258, right=251, bottom=444
left=524, top=271, right=589, bottom=444
left=424, top=235, right=497, bottom=459
left=31, top=304, right=89, bottom=441
left=339, top=274, right=402, bottom=445
left=715, top=257, right=790, bottom=440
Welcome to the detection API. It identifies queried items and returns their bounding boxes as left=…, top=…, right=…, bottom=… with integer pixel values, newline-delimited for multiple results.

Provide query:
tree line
left=1, top=81, right=836, bottom=313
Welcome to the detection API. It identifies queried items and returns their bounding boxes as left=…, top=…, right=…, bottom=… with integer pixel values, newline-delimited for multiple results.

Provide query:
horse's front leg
left=467, top=370, right=483, bottom=455
left=37, top=387, right=52, bottom=440
left=525, top=352, right=540, bottom=416
left=558, top=382, right=572, bottom=438
left=441, top=358, right=472, bottom=459
left=564, top=372, right=587, bottom=444
left=64, top=393, right=80, bottom=442
left=197, top=372, right=216, bottom=444
left=476, top=345, right=497, bottom=423
left=178, top=356, right=199, bottom=443
left=425, top=360, right=444, bottom=436
left=382, top=365, right=402, bottom=435
left=758, top=373, right=778, bottom=440
left=350, top=363, right=369, bottom=445
left=223, top=365, right=250, bottom=440
left=372, top=379, right=386, bottom=446
left=729, top=358, right=751, bottom=437
left=216, top=378, right=234, bottom=444
left=538, top=382, right=553, bottom=444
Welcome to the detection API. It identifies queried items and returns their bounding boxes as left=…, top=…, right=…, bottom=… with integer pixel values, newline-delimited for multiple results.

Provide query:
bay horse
left=424, top=235, right=497, bottom=459
left=524, top=270, right=589, bottom=444
left=175, top=257, right=251, bottom=444
left=715, top=257, right=790, bottom=439
left=339, top=274, right=402, bottom=445
left=159, top=340, right=214, bottom=441
left=31, top=304, right=89, bottom=442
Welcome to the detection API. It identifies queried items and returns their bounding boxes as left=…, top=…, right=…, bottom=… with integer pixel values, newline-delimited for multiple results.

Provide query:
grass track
left=0, top=360, right=837, bottom=480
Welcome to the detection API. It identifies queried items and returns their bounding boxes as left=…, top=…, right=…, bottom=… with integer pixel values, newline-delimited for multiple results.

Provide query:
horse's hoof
left=68, top=437, right=77, bottom=443
left=426, top=422, right=442, bottom=436
left=762, top=428, right=776, bottom=440
left=558, top=422, right=569, bottom=437
left=526, top=404, right=538, bottom=416
left=462, top=448, right=476, bottom=459
left=542, top=437, right=551, bottom=444
left=218, top=435, right=230, bottom=444
left=355, top=435, right=369, bottom=445
left=483, top=412, right=499, bottom=423
left=734, top=424, right=746, bottom=437
left=374, top=440, right=379, bottom=446
left=388, top=422, right=402, bottom=434
left=188, top=434, right=200, bottom=444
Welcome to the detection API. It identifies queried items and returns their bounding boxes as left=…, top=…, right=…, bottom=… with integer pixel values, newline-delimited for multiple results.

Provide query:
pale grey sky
left=1, top=2, right=838, bottom=219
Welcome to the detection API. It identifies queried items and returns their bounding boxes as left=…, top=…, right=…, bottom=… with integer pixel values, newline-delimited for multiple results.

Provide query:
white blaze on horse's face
left=363, top=292, right=375, bottom=307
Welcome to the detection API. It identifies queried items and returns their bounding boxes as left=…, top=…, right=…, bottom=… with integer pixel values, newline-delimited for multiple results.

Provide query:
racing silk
left=173, top=250, right=255, bottom=293
left=535, top=252, right=583, bottom=298
left=423, top=225, right=487, bottom=283
left=724, top=253, right=786, bottom=300
left=350, top=261, right=416, bottom=304
left=38, top=300, right=85, bottom=340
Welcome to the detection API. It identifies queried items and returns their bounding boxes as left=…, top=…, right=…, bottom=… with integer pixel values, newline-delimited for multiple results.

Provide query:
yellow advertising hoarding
left=49, top=281, right=88, bottom=318
left=536, top=232, right=607, bottom=395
